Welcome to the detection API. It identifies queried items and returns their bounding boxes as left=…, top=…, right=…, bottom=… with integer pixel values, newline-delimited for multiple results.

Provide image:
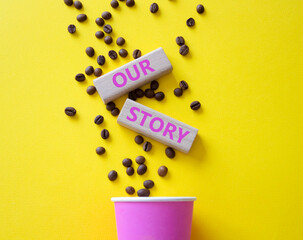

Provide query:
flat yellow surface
left=1, top=0, right=303, bottom=239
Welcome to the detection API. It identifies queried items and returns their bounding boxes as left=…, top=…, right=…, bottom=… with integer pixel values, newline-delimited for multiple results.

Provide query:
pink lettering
left=177, top=128, right=190, bottom=143
left=139, top=59, right=155, bottom=76
left=125, top=65, right=141, bottom=81
left=113, top=72, right=127, bottom=88
left=163, top=122, right=177, bottom=140
left=140, top=110, right=152, bottom=126
left=149, top=117, right=164, bottom=132
left=126, top=107, right=140, bottom=122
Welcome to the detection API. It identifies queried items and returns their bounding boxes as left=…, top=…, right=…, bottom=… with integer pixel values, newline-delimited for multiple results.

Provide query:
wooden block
left=93, top=48, right=172, bottom=104
left=117, top=99, right=198, bottom=153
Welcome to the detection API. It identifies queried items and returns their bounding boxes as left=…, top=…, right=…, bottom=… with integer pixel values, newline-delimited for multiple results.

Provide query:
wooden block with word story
left=93, top=48, right=172, bottom=104
left=117, top=99, right=198, bottom=153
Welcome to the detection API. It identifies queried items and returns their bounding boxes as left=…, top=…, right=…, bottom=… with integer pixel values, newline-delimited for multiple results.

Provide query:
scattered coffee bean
left=106, top=102, right=116, bottom=111
left=158, top=166, right=168, bottom=177
left=143, top=141, right=152, bottom=152
left=135, top=156, right=145, bottom=164
left=95, top=17, right=105, bottom=26
left=68, top=24, right=76, bottom=34
left=174, top=88, right=183, bottom=97
left=154, top=92, right=165, bottom=101
left=137, top=188, right=150, bottom=197
left=75, top=73, right=85, bottom=82
left=145, top=89, right=154, bottom=98
left=111, top=0, right=119, bottom=8
left=95, top=31, right=104, bottom=39
left=179, top=80, right=189, bottom=90
left=86, top=47, right=95, bottom=57
left=85, top=66, right=94, bottom=75
left=108, top=170, right=118, bottom=181
left=165, top=147, right=175, bottom=158
left=122, top=158, right=132, bottom=167
left=101, top=129, right=109, bottom=139
left=104, top=36, right=113, bottom=44
left=186, top=17, right=195, bottom=27
left=128, top=91, right=137, bottom=101
left=135, top=135, right=144, bottom=145
left=97, top=55, right=106, bottom=66
left=102, top=11, right=112, bottom=20
left=94, top=115, right=104, bottom=125
left=74, top=0, right=82, bottom=9
left=65, top=107, right=76, bottom=116
left=179, top=45, right=189, bottom=56
left=109, top=50, right=118, bottom=60
left=150, top=80, right=159, bottom=90
left=86, top=85, right=96, bottom=95
left=111, top=108, right=120, bottom=116
left=135, top=88, right=145, bottom=98
left=137, top=164, right=147, bottom=175
left=126, top=0, right=135, bottom=7
left=64, top=0, right=73, bottom=6
left=196, top=4, right=205, bottom=14
left=94, top=68, right=102, bottom=77
left=96, top=146, right=105, bottom=155
left=103, top=24, right=112, bottom=33
left=190, top=101, right=201, bottom=110
left=150, top=3, right=159, bottom=13
left=126, top=186, right=135, bottom=195
left=77, top=14, right=87, bottom=22
left=144, top=180, right=154, bottom=189
left=116, top=37, right=125, bottom=46
left=176, top=36, right=185, bottom=46
left=133, top=49, right=141, bottom=59
left=119, top=49, right=128, bottom=58
left=126, top=167, right=135, bottom=176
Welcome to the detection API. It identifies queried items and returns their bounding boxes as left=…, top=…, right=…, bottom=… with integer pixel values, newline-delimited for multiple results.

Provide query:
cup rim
left=111, top=197, right=197, bottom=202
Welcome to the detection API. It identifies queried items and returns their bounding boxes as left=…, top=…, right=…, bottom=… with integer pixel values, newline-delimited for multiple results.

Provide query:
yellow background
left=0, top=0, right=303, bottom=239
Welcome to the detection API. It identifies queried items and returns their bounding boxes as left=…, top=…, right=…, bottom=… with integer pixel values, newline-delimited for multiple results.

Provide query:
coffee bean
left=154, top=92, right=165, bottom=101
left=137, top=164, right=147, bottom=175
left=111, top=108, right=120, bottom=116
left=126, top=0, right=135, bottom=7
left=174, top=88, right=183, bottom=97
left=108, top=170, right=118, bottom=181
left=86, top=85, right=96, bottom=95
left=176, top=36, right=185, bottom=46
left=77, top=14, right=87, bottom=22
left=102, top=11, right=112, bottom=20
left=104, top=36, right=113, bottom=44
left=137, top=188, right=150, bottom=197
left=101, top=129, right=109, bottom=139
left=150, top=3, right=159, bottom=13
left=95, top=31, right=104, bottom=39
left=143, top=180, right=154, bottom=189
left=68, top=24, right=76, bottom=34
left=150, top=80, right=159, bottom=90
left=135, top=135, right=144, bottom=145
left=143, top=141, right=152, bottom=152
left=179, top=45, right=189, bottom=56
left=94, top=115, right=104, bottom=125
left=96, top=146, right=105, bottom=155
left=116, top=37, right=125, bottom=46
left=95, top=17, right=105, bottom=26
left=128, top=91, right=137, bottom=101
left=126, top=167, right=135, bottom=176
left=64, top=0, right=73, bottom=6
left=145, top=89, right=154, bottom=98
left=133, top=49, right=141, bottom=59
left=158, top=166, right=168, bottom=177
left=111, top=0, right=119, bottom=8
left=122, top=158, right=132, bottom=167
left=103, top=24, right=112, bottom=33
left=94, top=68, right=102, bottom=77
left=74, top=0, right=82, bottom=9
left=165, top=147, right=175, bottom=158
left=65, top=107, right=76, bottom=116
left=106, top=102, right=116, bottom=111
left=135, top=156, right=145, bottom=164
left=85, top=66, right=94, bottom=75
left=97, top=55, right=106, bottom=65
left=179, top=80, right=189, bottom=90
left=190, top=101, right=201, bottom=110
left=186, top=17, right=195, bottom=27
left=196, top=4, right=205, bottom=14
left=75, top=73, right=85, bottom=82
left=126, top=186, right=135, bottom=195
left=109, top=50, right=118, bottom=60
left=86, top=47, right=95, bottom=57
left=135, top=88, right=144, bottom=98
left=119, top=49, right=128, bottom=58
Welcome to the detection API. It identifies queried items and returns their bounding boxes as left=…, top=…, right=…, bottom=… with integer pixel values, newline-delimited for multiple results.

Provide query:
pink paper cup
left=111, top=197, right=196, bottom=240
